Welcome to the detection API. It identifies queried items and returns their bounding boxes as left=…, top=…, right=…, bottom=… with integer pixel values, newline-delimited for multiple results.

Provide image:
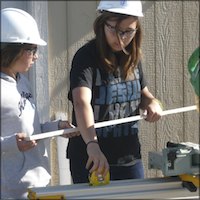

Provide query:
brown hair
left=1, top=43, right=24, bottom=68
left=93, top=11, right=142, bottom=80
left=0, top=43, right=35, bottom=68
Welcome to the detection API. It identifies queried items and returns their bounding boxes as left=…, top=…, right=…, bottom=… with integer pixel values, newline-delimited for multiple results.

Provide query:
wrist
left=58, top=120, right=66, bottom=130
left=86, top=140, right=98, bottom=148
left=58, top=120, right=62, bottom=130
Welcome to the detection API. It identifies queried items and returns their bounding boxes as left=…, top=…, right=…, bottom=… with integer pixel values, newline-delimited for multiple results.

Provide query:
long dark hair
left=93, top=11, right=142, bottom=79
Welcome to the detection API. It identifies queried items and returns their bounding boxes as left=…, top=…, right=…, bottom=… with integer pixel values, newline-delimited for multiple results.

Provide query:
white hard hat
left=97, top=0, right=143, bottom=17
left=1, top=8, right=46, bottom=46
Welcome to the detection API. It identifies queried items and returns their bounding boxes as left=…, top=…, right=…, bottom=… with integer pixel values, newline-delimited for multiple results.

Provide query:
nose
left=120, top=34, right=126, bottom=40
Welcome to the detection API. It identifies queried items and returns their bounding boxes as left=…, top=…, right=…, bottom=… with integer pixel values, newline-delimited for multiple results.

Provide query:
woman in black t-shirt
left=67, top=0, right=163, bottom=184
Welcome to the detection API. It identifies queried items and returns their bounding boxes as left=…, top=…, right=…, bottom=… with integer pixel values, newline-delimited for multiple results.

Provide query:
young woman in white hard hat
left=0, top=8, right=77, bottom=199
left=67, top=0, right=163, bottom=183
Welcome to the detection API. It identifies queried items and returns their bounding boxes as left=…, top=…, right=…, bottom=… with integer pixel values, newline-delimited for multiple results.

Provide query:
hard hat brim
left=101, top=8, right=143, bottom=17
left=1, top=38, right=47, bottom=46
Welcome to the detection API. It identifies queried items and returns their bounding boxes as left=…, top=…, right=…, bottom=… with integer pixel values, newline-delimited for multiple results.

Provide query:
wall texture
left=139, top=1, right=199, bottom=177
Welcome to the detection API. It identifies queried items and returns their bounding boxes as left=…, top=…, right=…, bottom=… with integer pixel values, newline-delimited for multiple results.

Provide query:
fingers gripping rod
left=26, top=105, right=197, bottom=141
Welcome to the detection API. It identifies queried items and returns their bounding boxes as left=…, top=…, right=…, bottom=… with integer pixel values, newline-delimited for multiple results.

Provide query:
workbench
left=28, top=176, right=199, bottom=199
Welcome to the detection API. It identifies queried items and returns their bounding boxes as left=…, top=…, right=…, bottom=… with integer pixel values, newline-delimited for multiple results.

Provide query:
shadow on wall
left=49, top=31, right=95, bottom=114
left=142, top=1, right=154, bottom=12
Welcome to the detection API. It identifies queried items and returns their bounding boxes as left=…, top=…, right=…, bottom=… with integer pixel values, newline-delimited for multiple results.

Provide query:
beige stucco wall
left=140, top=1, right=199, bottom=177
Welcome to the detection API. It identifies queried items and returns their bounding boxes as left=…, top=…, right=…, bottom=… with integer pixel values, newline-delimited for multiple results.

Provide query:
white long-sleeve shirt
left=1, top=72, right=59, bottom=199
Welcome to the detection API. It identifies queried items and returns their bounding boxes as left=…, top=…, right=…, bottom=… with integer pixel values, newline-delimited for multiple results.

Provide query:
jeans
left=70, top=159, right=144, bottom=184
left=110, top=161, right=144, bottom=180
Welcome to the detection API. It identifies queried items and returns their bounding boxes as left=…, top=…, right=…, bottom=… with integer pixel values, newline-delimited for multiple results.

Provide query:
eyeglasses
left=24, top=46, right=38, bottom=56
left=105, top=22, right=137, bottom=39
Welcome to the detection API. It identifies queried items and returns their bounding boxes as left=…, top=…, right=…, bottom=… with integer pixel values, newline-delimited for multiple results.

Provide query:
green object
left=188, top=47, right=200, bottom=96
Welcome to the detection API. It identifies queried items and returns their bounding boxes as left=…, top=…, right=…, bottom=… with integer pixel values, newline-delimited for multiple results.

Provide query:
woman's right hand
left=86, top=142, right=109, bottom=177
left=16, top=133, right=37, bottom=152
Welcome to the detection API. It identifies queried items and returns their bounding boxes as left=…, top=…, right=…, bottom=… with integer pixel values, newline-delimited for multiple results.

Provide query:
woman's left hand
left=142, top=99, right=163, bottom=122
left=58, top=120, right=80, bottom=138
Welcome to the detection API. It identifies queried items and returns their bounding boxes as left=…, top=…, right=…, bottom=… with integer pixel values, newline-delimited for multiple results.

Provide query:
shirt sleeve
left=68, top=43, right=95, bottom=101
left=40, top=120, right=60, bottom=133
left=138, top=61, right=147, bottom=89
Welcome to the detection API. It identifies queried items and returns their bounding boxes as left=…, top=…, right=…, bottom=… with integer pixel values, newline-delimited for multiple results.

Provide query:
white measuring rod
left=26, top=105, right=197, bottom=141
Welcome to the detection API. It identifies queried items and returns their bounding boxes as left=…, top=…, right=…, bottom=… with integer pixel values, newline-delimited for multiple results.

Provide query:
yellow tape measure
left=89, top=170, right=110, bottom=186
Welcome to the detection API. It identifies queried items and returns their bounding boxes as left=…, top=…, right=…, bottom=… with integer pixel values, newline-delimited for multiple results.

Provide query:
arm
left=139, top=86, right=163, bottom=122
left=72, top=86, right=109, bottom=176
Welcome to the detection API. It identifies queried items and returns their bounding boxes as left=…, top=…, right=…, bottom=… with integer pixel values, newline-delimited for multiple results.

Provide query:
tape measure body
left=89, top=171, right=110, bottom=186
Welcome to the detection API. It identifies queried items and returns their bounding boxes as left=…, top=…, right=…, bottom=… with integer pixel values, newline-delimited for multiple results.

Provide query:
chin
left=112, top=47, right=122, bottom=52
left=25, top=67, right=31, bottom=72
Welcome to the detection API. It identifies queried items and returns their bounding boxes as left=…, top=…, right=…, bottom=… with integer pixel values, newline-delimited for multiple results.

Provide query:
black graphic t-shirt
left=67, top=39, right=147, bottom=165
